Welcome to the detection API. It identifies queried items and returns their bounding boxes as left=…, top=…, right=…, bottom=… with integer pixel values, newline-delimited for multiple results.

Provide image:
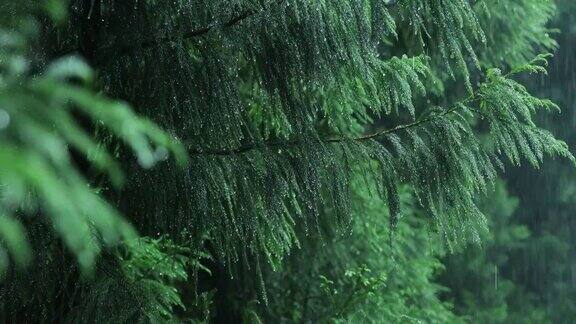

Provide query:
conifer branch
left=188, top=60, right=552, bottom=157
left=97, top=0, right=402, bottom=60
left=98, top=0, right=287, bottom=59
left=187, top=96, right=474, bottom=156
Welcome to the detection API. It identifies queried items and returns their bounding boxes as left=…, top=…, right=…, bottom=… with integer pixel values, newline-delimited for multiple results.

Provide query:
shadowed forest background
left=0, top=0, right=575, bottom=323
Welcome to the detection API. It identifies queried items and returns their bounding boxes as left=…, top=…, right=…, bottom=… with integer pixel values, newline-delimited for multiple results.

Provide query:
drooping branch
left=210, top=63, right=555, bottom=159
left=97, top=0, right=287, bottom=59
left=186, top=101, right=470, bottom=156
left=97, top=0, right=402, bottom=60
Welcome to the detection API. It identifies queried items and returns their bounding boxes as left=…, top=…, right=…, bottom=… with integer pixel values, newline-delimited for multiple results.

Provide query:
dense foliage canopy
left=0, top=0, right=573, bottom=322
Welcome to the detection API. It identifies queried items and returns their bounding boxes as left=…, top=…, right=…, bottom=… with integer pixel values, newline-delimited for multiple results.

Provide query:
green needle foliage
left=0, top=2, right=186, bottom=272
left=475, top=0, right=558, bottom=68
left=0, top=0, right=572, bottom=322
left=66, top=236, right=210, bottom=323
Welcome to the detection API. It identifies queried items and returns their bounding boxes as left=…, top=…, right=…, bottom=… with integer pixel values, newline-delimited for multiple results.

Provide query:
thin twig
left=187, top=95, right=476, bottom=156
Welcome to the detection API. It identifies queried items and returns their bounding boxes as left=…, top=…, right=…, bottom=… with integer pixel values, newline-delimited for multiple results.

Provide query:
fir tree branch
left=97, top=0, right=288, bottom=59
left=189, top=54, right=524, bottom=157
left=100, top=0, right=285, bottom=60
left=187, top=96, right=475, bottom=156
left=97, top=0, right=402, bottom=60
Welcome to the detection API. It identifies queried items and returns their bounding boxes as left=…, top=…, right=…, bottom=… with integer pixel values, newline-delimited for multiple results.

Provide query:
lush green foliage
left=0, top=0, right=185, bottom=273
left=0, top=0, right=572, bottom=322
left=437, top=2, right=576, bottom=322
left=259, top=179, right=460, bottom=323
left=439, top=2, right=576, bottom=322
left=438, top=181, right=545, bottom=323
